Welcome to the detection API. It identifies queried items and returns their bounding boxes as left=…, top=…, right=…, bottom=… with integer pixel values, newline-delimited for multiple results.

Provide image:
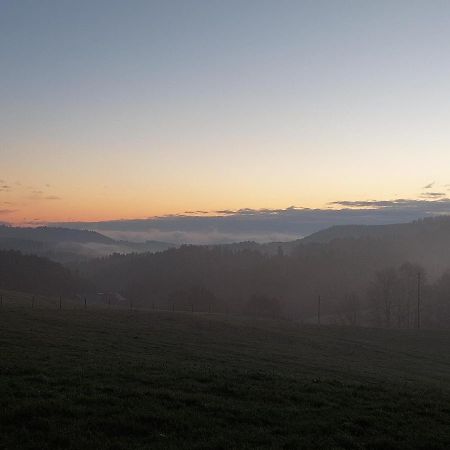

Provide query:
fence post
left=318, top=295, right=321, bottom=326
left=191, top=304, right=194, bottom=313
left=84, top=297, right=87, bottom=309
left=417, top=272, right=421, bottom=330
left=59, top=296, right=62, bottom=310
left=32, top=295, right=35, bottom=309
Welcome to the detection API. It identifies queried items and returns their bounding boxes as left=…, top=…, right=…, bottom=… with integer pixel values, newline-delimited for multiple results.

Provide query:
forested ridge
left=6, top=217, right=450, bottom=327
left=0, top=250, right=87, bottom=295
left=76, top=217, right=450, bottom=326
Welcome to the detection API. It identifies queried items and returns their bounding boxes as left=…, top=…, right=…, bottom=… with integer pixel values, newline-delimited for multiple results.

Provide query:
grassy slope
left=1, top=294, right=450, bottom=449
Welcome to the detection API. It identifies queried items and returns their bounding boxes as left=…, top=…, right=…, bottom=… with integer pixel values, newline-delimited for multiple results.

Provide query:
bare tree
left=368, top=268, right=399, bottom=328
left=335, top=292, right=361, bottom=325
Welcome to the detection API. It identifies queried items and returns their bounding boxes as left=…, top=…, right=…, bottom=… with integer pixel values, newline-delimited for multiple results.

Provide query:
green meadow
left=1, top=291, right=450, bottom=449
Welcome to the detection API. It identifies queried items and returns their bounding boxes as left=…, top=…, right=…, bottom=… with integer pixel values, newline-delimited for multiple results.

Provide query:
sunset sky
left=2, top=1, right=450, bottom=228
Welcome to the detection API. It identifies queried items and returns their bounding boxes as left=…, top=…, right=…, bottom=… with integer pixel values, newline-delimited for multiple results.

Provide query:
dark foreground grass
left=2, top=302, right=450, bottom=448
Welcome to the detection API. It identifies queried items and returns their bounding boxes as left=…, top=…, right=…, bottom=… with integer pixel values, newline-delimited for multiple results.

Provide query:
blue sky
left=1, top=1, right=450, bottom=237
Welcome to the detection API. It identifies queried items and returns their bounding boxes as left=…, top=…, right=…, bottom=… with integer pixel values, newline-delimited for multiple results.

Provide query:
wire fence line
left=0, top=289, right=431, bottom=329
left=0, top=291, right=223, bottom=316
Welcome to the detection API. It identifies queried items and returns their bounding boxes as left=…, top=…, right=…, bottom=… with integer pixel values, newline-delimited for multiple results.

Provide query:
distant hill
left=253, top=216, right=450, bottom=253
left=301, top=222, right=415, bottom=244
left=291, top=217, right=450, bottom=279
left=0, top=226, right=175, bottom=262
left=194, top=217, right=450, bottom=257
left=0, top=225, right=114, bottom=244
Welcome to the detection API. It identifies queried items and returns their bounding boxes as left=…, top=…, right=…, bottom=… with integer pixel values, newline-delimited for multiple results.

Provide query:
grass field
left=1, top=291, right=450, bottom=449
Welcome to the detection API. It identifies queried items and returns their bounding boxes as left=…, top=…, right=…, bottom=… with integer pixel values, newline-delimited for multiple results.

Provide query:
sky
left=2, top=0, right=450, bottom=240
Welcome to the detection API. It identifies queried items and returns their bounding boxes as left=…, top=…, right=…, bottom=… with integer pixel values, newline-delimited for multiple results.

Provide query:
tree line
left=75, top=236, right=450, bottom=327
left=0, top=250, right=88, bottom=296
left=6, top=228, right=450, bottom=328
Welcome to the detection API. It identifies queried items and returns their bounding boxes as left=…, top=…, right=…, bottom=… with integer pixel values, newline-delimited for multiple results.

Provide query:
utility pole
left=318, top=295, right=321, bottom=326
left=417, top=272, right=421, bottom=330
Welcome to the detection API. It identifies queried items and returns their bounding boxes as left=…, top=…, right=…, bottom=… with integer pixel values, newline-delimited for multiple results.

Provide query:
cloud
left=330, top=198, right=450, bottom=208
left=420, top=192, right=446, bottom=199
left=423, top=182, right=435, bottom=189
left=50, top=197, right=450, bottom=245
left=215, top=209, right=236, bottom=215
left=183, top=210, right=210, bottom=215
left=0, top=185, right=11, bottom=192
left=0, top=209, right=16, bottom=215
